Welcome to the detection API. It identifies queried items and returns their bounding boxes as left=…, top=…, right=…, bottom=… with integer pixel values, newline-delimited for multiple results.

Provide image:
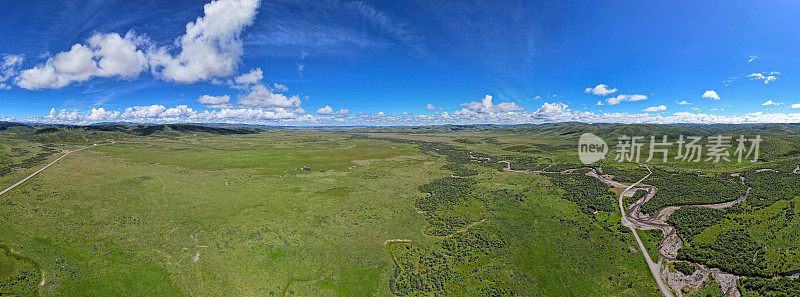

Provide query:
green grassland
left=3, top=122, right=800, bottom=296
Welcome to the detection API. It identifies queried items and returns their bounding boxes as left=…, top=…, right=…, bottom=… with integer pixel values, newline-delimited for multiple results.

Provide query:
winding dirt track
left=588, top=166, right=749, bottom=297
left=609, top=165, right=675, bottom=297
left=493, top=157, right=751, bottom=297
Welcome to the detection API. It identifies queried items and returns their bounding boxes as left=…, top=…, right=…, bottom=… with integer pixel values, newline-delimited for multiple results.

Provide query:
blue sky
left=2, top=0, right=800, bottom=125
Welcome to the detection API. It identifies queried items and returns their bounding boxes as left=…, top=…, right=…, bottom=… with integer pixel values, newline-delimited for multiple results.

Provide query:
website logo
left=579, top=133, right=608, bottom=164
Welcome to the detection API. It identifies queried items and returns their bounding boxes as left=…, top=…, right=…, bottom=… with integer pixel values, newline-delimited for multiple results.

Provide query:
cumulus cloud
left=316, top=105, right=333, bottom=114
left=761, top=100, right=781, bottom=106
left=198, top=94, right=231, bottom=107
left=748, top=72, right=779, bottom=84
left=86, top=108, right=120, bottom=121
left=44, top=108, right=81, bottom=122
left=584, top=84, right=617, bottom=96
left=15, top=0, right=260, bottom=88
left=21, top=99, right=800, bottom=126
left=604, top=94, right=647, bottom=105
left=316, top=105, right=349, bottom=115
left=454, top=95, right=523, bottom=116
left=791, top=103, right=800, bottom=109
left=148, top=0, right=260, bottom=83
left=702, top=90, right=720, bottom=100
left=643, top=105, right=667, bottom=112
left=232, top=68, right=263, bottom=87
left=676, top=100, right=691, bottom=105
left=16, top=32, right=147, bottom=89
left=238, top=83, right=300, bottom=108
left=425, top=103, right=438, bottom=110
left=532, top=102, right=570, bottom=119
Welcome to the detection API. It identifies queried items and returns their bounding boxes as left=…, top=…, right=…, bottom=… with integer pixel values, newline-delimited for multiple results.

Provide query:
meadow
left=2, top=122, right=800, bottom=296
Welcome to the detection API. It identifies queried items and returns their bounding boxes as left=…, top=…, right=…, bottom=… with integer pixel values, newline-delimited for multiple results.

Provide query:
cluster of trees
left=600, top=167, right=648, bottom=184
left=673, top=261, right=696, bottom=276
left=545, top=173, right=616, bottom=212
left=641, top=170, right=746, bottom=214
left=677, top=230, right=770, bottom=277
left=388, top=243, right=453, bottom=296
left=453, top=138, right=479, bottom=144
left=749, top=159, right=799, bottom=173
left=500, top=155, right=583, bottom=172
left=667, top=207, right=725, bottom=243
left=0, top=245, right=40, bottom=296
left=0, top=147, right=57, bottom=177
left=416, top=177, right=477, bottom=236
left=374, top=137, right=505, bottom=171
left=441, top=226, right=505, bottom=262
left=417, top=177, right=476, bottom=212
left=742, top=170, right=800, bottom=208
left=389, top=226, right=511, bottom=296
left=504, top=155, right=550, bottom=171
left=739, top=277, right=800, bottom=296
left=623, top=189, right=648, bottom=208
left=441, top=163, right=478, bottom=177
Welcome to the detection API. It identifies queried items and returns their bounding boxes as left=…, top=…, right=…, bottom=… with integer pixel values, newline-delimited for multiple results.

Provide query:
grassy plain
left=4, top=123, right=800, bottom=296
left=0, top=126, right=664, bottom=296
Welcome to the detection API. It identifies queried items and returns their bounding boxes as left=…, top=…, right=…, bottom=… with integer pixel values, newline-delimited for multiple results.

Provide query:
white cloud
left=747, top=55, right=758, bottom=63
left=425, top=103, right=437, bottom=110
left=16, top=32, right=147, bottom=89
left=1, top=54, right=23, bottom=83
left=198, top=94, right=231, bottom=106
left=532, top=102, right=570, bottom=119
left=748, top=72, right=779, bottom=84
left=148, top=0, right=260, bottom=83
left=791, top=103, right=800, bottom=109
left=273, top=83, right=288, bottom=92
left=317, top=105, right=333, bottom=114
left=584, top=84, right=617, bottom=96
left=233, top=68, right=263, bottom=87
left=643, top=105, right=667, bottom=112
left=237, top=83, right=301, bottom=108
left=761, top=100, right=781, bottom=106
left=22, top=100, right=800, bottom=126
left=160, top=105, right=197, bottom=118
left=454, top=95, right=524, bottom=115
left=676, top=100, right=691, bottom=105
left=316, top=105, right=349, bottom=115
left=86, top=108, right=120, bottom=121
left=605, top=94, right=647, bottom=105
left=702, top=90, right=720, bottom=100
left=121, top=105, right=168, bottom=118
left=89, top=32, right=149, bottom=78
left=44, top=108, right=81, bottom=122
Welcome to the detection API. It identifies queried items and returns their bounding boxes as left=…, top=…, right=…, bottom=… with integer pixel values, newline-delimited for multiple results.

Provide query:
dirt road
left=589, top=166, right=748, bottom=297
left=0, top=147, right=87, bottom=197
left=613, top=165, right=675, bottom=297
left=0, top=142, right=111, bottom=287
